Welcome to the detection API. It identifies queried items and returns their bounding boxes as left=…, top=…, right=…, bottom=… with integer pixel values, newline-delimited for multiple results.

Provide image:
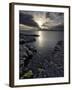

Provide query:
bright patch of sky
left=19, top=11, right=64, bottom=30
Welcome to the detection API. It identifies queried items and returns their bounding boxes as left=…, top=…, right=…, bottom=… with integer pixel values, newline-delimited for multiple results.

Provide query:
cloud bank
left=19, top=11, right=64, bottom=30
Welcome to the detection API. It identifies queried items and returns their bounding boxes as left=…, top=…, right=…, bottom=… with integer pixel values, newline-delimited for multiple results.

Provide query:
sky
left=19, top=11, right=64, bottom=30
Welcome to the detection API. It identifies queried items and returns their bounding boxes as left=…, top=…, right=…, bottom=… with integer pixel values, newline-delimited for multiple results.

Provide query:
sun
left=33, top=13, right=46, bottom=29
left=34, top=18, right=44, bottom=28
left=36, top=20, right=43, bottom=28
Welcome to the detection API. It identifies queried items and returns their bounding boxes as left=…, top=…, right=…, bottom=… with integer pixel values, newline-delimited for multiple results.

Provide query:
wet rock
left=53, top=41, right=64, bottom=64
left=19, top=40, right=37, bottom=79
left=19, top=39, right=25, bottom=44
left=26, top=50, right=33, bottom=56
left=52, top=40, right=64, bottom=77
left=23, top=70, right=33, bottom=78
left=20, top=37, right=36, bottom=44
left=19, top=31, right=64, bottom=79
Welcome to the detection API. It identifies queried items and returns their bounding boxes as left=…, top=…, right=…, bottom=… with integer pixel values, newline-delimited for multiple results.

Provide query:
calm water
left=21, top=30, right=64, bottom=52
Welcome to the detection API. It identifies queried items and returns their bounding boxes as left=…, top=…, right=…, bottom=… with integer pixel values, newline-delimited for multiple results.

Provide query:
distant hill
left=41, top=25, right=64, bottom=31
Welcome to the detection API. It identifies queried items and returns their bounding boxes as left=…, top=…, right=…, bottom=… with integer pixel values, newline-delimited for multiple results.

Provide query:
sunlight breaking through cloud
left=33, top=12, right=47, bottom=28
left=19, top=11, right=64, bottom=30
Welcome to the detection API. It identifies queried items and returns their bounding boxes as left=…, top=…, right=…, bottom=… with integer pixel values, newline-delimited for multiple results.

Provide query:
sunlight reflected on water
left=38, top=31, right=43, bottom=46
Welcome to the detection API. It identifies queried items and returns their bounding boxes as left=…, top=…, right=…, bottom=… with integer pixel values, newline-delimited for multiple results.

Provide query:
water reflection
left=38, top=31, right=43, bottom=46
left=36, top=30, right=64, bottom=48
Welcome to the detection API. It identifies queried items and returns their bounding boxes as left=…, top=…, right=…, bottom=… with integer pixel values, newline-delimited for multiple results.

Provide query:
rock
left=53, top=41, right=64, bottom=64
left=19, top=66, right=24, bottom=75
left=26, top=45, right=37, bottom=53
left=19, top=32, right=40, bottom=79
left=52, top=41, right=64, bottom=55
left=26, top=50, right=33, bottom=56
left=19, top=37, right=36, bottom=44
left=20, top=59, right=24, bottom=66
left=52, top=40, right=64, bottom=77
left=23, top=70, right=33, bottom=78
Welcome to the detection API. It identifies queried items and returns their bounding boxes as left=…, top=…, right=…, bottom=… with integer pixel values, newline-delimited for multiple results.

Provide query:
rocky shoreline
left=19, top=32, right=64, bottom=79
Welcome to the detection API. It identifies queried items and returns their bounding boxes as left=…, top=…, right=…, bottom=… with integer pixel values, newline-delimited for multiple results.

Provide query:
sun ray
left=33, top=12, right=46, bottom=28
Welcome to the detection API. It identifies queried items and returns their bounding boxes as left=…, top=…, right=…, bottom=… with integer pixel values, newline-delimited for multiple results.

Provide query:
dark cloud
left=19, top=11, right=39, bottom=27
left=19, top=11, right=64, bottom=30
left=46, top=12, right=64, bottom=24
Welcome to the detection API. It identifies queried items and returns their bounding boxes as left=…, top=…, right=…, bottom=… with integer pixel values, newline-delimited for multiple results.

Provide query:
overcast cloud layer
left=19, top=11, right=64, bottom=30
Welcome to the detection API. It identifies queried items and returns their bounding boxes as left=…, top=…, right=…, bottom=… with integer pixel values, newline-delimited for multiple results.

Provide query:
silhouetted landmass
left=20, top=34, right=40, bottom=37
left=41, top=25, right=64, bottom=31
left=20, top=38, right=36, bottom=44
